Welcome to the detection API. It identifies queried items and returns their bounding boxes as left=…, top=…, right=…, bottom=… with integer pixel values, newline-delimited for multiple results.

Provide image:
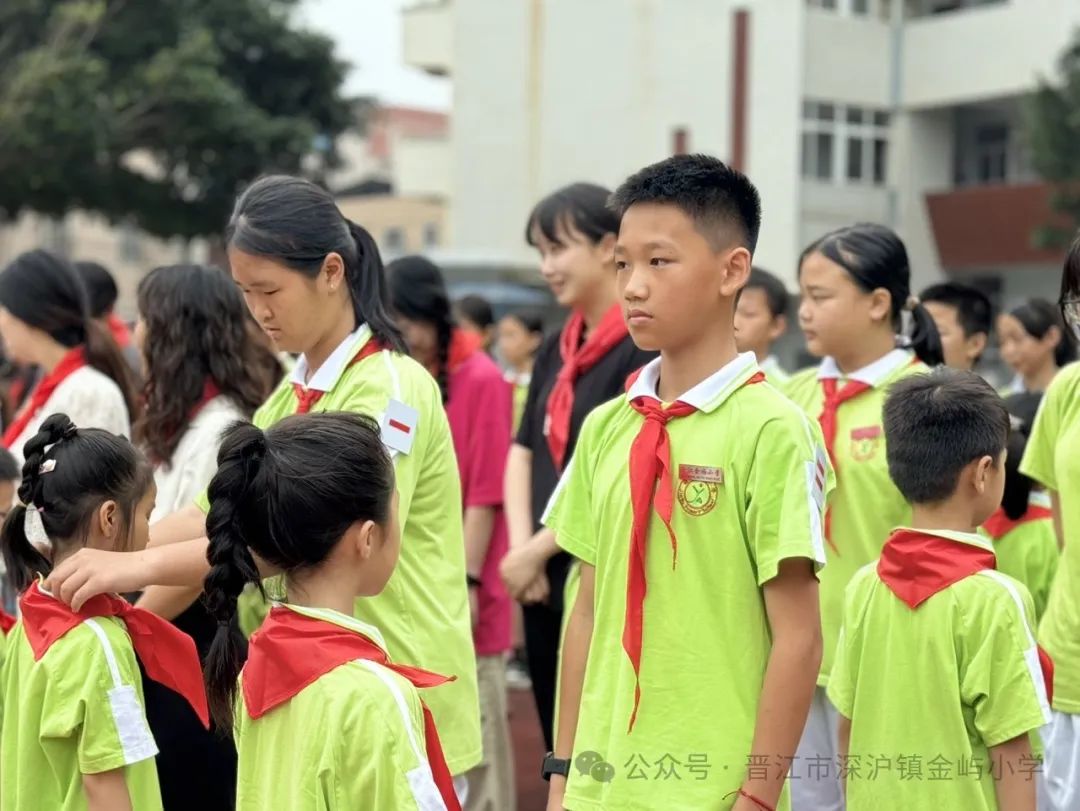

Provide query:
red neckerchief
left=243, top=607, right=461, bottom=811
left=107, top=314, right=132, bottom=348
left=622, top=369, right=765, bottom=732
left=2, top=347, right=87, bottom=448
left=982, top=506, right=1054, bottom=541
left=0, top=609, right=16, bottom=635
left=878, top=528, right=1054, bottom=704
left=191, top=379, right=222, bottom=419
left=19, top=582, right=209, bottom=727
left=817, top=377, right=871, bottom=553
left=292, top=338, right=384, bottom=415
left=546, top=305, right=629, bottom=470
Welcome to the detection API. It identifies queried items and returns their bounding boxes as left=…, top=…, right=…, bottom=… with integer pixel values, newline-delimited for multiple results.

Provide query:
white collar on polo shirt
left=290, top=323, right=372, bottom=393
left=817, top=348, right=911, bottom=387
left=626, top=352, right=760, bottom=413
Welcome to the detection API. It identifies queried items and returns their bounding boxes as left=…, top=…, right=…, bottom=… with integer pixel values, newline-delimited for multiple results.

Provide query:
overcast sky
left=300, top=0, right=451, bottom=110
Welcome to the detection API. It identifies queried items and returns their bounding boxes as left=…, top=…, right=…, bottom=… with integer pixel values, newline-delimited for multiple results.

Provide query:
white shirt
left=9, top=366, right=130, bottom=465
left=152, top=395, right=246, bottom=522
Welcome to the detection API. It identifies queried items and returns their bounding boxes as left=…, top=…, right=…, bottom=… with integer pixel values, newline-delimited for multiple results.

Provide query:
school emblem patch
left=849, top=425, right=882, bottom=462
left=677, top=465, right=721, bottom=517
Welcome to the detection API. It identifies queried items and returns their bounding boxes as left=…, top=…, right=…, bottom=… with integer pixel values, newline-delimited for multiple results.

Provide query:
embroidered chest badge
left=676, top=465, right=722, bottom=517
left=849, top=425, right=882, bottom=462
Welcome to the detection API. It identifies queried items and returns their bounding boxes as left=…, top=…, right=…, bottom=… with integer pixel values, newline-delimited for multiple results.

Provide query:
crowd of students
left=0, top=152, right=1075, bottom=811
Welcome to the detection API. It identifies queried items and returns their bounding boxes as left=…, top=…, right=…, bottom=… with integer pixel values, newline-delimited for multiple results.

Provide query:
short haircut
left=74, top=261, right=119, bottom=318
left=0, top=447, right=18, bottom=481
left=610, top=154, right=762, bottom=254
left=456, top=294, right=494, bottom=330
left=920, top=282, right=993, bottom=338
left=525, top=182, right=619, bottom=248
left=743, top=267, right=789, bottom=318
left=884, top=369, right=1009, bottom=505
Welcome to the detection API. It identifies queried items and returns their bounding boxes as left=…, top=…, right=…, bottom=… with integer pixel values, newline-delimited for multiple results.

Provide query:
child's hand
left=500, top=541, right=546, bottom=600
left=45, top=548, right=151, bottom=611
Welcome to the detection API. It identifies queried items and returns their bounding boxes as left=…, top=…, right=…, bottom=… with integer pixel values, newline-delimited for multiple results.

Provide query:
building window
left=423, top=223, right=439, bottom=249
left=807, top=0, right=875, bottom=15
left=383, top=227, right=405, bottom=254
left=974, top=123, right=1008, bottom=184
left=801, top=100, right=890, bottom=186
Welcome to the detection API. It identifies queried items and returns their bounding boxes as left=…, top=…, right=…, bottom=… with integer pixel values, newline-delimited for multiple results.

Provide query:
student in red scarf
left=75, top=261, right=144, bottom=382
left=829, top=370, right=1050, bottom=811
left=0, top=251, right=139, bottom=464
left=132, top=264, right=281, bottom=811
left=1, top=414, right=206, bottom=811
left=202, top=413, right=461, bottom=811
left=389, top=255, right=516, bottom=811
left=500, top=183, right=654, bottom=751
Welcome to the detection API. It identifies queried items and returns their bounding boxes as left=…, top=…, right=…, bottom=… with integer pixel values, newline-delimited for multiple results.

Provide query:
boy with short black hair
left=544, top=154, right=829, bottom=811
left=920, top=282, right=993, bottom=372
left=735, top=266, right=791, bottom=383
left=828, top=369, right=1050, bottom=811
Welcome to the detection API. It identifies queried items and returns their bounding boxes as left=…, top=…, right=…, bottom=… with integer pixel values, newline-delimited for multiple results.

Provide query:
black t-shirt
left=516, top=330, right=655, bottom=605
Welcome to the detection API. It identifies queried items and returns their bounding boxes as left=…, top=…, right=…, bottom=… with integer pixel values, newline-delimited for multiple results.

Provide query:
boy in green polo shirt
left=543, top=155, right=829, bottom=811
left=829, top=369, right=1050, bottom=811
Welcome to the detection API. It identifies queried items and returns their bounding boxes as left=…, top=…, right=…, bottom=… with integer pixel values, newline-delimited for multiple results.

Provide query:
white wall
left=803, top=10, right=892, bottom=108
left=402, top=1, right=453, bottom=75
left=395, top=135, right=452, bottom=198
left=902, top=0, right=1080, bottom=109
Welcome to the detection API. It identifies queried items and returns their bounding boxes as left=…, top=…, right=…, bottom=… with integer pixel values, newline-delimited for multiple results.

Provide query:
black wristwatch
left=542, top=753, right=571, bottom=782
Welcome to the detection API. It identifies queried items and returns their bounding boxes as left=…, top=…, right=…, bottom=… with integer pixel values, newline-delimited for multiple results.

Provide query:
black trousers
left=521, top=551, right=573, bottom=752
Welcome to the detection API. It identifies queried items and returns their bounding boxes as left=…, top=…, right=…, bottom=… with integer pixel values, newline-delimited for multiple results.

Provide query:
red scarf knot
left=545, top=305, right=629, bottom=470
left=243, top=607, right=461, bottom=811
left=981, top=506, right=1054, bottom=541
left=292, top=338, right=384, bottom=415
left=19, top=582, right=209, bottom=728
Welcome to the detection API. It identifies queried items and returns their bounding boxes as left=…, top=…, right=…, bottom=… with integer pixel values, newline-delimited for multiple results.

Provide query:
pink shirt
left=447, top=349, right=514, bottom=656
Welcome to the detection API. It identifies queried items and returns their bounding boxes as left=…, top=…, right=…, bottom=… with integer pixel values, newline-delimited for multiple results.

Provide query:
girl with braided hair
left=0, top=414, right=206, bottom=811
left=202, top=412, right=461, bottom=811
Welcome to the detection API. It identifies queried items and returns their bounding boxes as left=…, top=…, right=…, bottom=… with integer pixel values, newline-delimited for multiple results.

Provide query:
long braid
left=435, top=316, right=453, bottom=405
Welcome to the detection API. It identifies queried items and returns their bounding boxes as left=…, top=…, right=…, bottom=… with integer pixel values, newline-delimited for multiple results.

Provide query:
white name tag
left=381, top=399, right=419, bottom=456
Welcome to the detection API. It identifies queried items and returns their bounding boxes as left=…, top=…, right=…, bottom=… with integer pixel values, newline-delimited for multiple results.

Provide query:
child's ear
left=321, top=252, right=346, bottom=293
left=967, top=332, right=989, bottom=364
left=972, top=455, right=995, bottom=494
left=350, top=519, right=379, bottom=561
left=97, top=500, right=119, bottom=541
left=720, top=247, right=752, bottom=297
left=869, top=288, right=892, bottom=323
left=595, top=232, right=617, bottom=264
left=769, top=313, right=789, bottom=342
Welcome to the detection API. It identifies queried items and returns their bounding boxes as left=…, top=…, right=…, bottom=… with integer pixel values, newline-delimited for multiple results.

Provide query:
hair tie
left=24, top=506, right=49, bottom=547
left=905, top=294, right=921, bottom=311
left=39, top=459, right=56, bottom=475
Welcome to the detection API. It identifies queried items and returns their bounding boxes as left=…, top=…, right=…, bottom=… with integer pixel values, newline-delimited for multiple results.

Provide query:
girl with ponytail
left=388, top=256, right=516, bottom=808
left=45, top=175, right=482, bottom=790
left=0, top=251, right=139, bottom=462
left=783, top=223, right=939, bottom=811
left=1, top=414, right=207, bottom=811
left=202, top=412, right=461, bottom=810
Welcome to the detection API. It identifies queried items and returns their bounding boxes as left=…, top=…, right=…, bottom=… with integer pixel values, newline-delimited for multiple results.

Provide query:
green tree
left=0, top=0, right=353, bottom=239
left=1028, top=31, right=1080, bottom=247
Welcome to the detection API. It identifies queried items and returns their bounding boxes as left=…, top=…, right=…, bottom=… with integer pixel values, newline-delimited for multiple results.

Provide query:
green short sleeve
left=542, top=413, right=600, bottom=566
left=961, top=574, right=1052, bottom=748
left=1020, top=376, right=1064, bottom=491
left=745, top=411, right=832, bottom=584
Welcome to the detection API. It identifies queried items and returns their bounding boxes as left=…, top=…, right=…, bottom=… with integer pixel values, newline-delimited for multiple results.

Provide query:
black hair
left=610, top=154, right=762, bottom=253
left=742, top=267, right=789, bottom=318
left=202, top=412, right=395, bottom=730
left=73, top=261, right=119, bottom=319
left=136, top=265, right=280, bottom=466
left=1000, top=392, right=1044, bottom=521
left=525, top=182, right=620, bottom=248
left=502, top=307, right=545, bottom=336
left=387, top=256, right=453, bottom=404
left=1062, top=233, right=1080, bottom=328
left=456, top=295, right=494, bottom=332
left=801, top=224, right=943, bottom=367
left=883, top=369, right=1009, bottom=505
left=919, top=282, right=994, bottom=339
left=225, top=175, right=407, bottom=354
left=0, top=447, right=18, bottom=482
left=0, top=251, right=140, bottom=420
left=1, top=413, right=153, bottom=593
left=1006, top=298, right=1076, bottom=368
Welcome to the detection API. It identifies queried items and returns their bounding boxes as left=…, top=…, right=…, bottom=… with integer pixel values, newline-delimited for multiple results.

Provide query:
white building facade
left=405, top=0, right=1076, bottom=309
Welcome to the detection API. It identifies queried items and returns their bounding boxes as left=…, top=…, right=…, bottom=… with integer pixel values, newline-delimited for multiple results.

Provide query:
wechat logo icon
left=576, top=751, right=615, bottom=783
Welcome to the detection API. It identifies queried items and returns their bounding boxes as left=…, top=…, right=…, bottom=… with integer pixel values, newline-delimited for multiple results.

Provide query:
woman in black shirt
left=500, top=183, right=654, bottom=750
